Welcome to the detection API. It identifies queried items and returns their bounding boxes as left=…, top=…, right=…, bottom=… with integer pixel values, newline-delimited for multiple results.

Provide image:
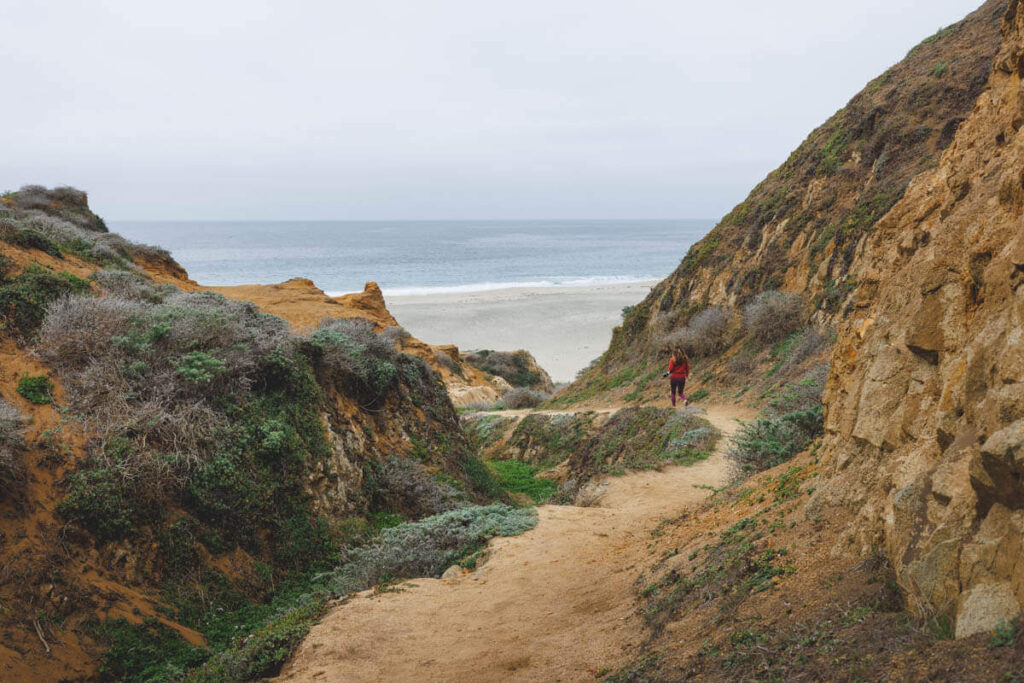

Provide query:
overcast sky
left=2, top=0, right=989, bottom=220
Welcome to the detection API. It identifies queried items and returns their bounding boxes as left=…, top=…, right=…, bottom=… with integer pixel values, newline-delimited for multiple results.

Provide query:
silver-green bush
left=322, top=504, right=537, bottom=595
left=308, top=318, right=398, bottom=405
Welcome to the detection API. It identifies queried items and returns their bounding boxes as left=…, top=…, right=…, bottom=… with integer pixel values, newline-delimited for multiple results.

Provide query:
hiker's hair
left=672, top=346, right=688, bottom=364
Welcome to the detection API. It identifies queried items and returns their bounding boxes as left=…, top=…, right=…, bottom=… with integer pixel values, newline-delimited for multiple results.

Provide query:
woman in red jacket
left=668, top=346, right=689, bottom=407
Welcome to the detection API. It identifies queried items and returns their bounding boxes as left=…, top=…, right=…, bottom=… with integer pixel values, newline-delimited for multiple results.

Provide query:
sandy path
left=277, top=405, right=752, bottom=683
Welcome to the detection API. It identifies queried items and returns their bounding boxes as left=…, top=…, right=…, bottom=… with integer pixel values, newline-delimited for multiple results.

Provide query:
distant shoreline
left=327, top=275, right=661, bottom=298
left=385, top=280, right=659, bottom=383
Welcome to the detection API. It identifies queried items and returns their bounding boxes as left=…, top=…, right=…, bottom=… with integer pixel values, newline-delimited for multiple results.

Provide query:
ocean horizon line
left=111, top=217, right=717, bottom=226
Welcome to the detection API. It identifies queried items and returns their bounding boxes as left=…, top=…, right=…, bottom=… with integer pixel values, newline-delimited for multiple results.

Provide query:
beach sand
left=386, top=281, right=658, bottom=383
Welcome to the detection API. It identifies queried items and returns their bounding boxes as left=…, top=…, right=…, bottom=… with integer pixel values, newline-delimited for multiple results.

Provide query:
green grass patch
left=549, top=365, right=645, bottom=406
left=92, top=617, right=209, bottom=682
left=688, top=388, right=710, bottom=403
left=486, top=460, right=557, bottom=503
left=0, top=263, right=91, bottom=340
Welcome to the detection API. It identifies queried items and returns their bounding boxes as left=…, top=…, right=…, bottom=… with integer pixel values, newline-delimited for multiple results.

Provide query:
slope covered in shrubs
left=462, top=349, right=555, bottom=393
left=563, top=0, right=1008, bottom=405
left=36, top=276, right=505, bottom=677
left=0, top=187, right=515, bottom=680
left=1, top=185, right=176, bottom=270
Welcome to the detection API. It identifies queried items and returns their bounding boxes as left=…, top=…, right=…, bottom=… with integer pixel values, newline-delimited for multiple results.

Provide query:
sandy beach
left=386, top=280, right=658, bottom=383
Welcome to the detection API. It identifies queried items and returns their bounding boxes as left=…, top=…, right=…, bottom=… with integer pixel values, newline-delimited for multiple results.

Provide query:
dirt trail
left=278, top=404, right=753, bottom=683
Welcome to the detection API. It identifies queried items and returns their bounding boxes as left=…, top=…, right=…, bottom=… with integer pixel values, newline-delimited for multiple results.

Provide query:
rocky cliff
left=586, top=0, right=1007, bottom=375
left=567, top=0, right=1023, bottom=643
left=815, top=0, right=1024, bottom=638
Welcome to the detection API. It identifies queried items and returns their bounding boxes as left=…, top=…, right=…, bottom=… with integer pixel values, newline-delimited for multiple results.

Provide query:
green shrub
left=729, top=407, right=823, bottom=473
left=2, top=225, right=63, bottom=258
left=688, top=388, right=710, bottom=402
left=174, top=351, right=227, bottom=383
left=16, top=373, right=53, bottom=404
left=38, top=292, right=291, bottom=457
left=307, top=318, right=398, bottom=405
left=460, top=451, right=504, bottom=499
left=988, top=619, right=1017, bottom=648
left=181, top=596, right=326, bottom=682
left=463, top=349, right=547, bottom=389
left=767, top=364, right=828, bottom=415
left=58, top=460, right=137, bottom=541
left=365, top=455, right=467, bottom=518
left=91, top=268, right=176, bottom=303
left=0, top=264, right=90, bottom=339
left=576, top=408, right=718, bottom=474
left=818, top=129, right=850, bottom=176
left=506, top=412, right=595, bottom=466
left=494, top=387, right=549, bottom=410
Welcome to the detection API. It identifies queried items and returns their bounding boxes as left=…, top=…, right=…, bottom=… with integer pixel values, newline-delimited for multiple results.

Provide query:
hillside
left=0, top=188, right=530, bottom=679
left=560, top=0, right=1009, bottom=412
left=545, top=0, right=1024, bottom=671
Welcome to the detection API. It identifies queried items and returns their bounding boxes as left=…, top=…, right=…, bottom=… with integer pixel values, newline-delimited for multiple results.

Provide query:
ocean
left=110, top=219, right=713, bottom=295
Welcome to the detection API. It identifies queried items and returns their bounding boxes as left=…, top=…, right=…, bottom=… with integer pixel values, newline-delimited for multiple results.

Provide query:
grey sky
left=3, top=0, right=988, bottom=220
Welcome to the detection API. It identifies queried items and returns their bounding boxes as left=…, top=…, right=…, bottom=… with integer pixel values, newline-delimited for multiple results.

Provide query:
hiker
left=666, top=346, right=689, bottom=407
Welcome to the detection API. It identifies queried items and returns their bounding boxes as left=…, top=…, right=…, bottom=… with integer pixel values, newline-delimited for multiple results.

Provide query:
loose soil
left=276, top=405, right=754, bottom=682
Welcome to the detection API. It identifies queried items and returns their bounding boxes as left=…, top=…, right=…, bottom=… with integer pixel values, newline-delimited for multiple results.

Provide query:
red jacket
left=669, top=357, right=689, bottom=379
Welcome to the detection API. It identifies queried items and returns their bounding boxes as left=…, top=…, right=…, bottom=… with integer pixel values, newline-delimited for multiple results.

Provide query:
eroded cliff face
left=816, top=0, right=1024, bottom=637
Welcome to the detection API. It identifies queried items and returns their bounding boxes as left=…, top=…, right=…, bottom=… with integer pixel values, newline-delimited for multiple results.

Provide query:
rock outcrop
left=816, top=0, right=1024, bottom=637
left=462, top=349, right=556, bottom=394
left=209, top=279, right=512, bottom=405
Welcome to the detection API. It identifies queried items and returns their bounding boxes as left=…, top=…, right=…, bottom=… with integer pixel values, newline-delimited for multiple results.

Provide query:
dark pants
left=670, top=378, right=686, bottom=405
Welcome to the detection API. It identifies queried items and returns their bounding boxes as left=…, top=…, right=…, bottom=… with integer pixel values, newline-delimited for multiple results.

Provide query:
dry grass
left=495, top=387, right=549, bottom=410
left=370, top=456, right=468, bottom=518
left=743, top=290, right=804, bottom=344
left=663, top=307, right=732, bottom=357
left=0, top=399, right=27, bottom=490
left=37, top=292, right=292, bottom=471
